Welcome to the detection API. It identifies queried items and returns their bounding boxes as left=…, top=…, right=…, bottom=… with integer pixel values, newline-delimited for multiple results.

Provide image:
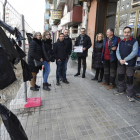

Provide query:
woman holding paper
left=92, top=33, right=104, bottom=82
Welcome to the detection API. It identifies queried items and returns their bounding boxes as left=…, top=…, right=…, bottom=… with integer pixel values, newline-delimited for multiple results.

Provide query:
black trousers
left=103, top=59, right=117, bottom=85
left=78, top=56, right=86, bottom=75
left=95, top=68, right=104, bottom=80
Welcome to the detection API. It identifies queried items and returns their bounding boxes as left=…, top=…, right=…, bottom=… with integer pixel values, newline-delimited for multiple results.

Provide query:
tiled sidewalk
left=1, top=60, right=140, bottom=140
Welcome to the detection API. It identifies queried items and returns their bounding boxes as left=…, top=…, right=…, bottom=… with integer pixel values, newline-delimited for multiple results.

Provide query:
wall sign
left=52, top=11, right=62, bottom=20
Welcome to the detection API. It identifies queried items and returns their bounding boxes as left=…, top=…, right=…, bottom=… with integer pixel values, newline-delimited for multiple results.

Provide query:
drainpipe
left=3, top=0, right=7, bottom=22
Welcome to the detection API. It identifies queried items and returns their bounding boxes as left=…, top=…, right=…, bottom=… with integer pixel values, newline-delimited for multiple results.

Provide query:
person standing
left=74, top=28, right=92, bottom=78
left=42, top=31, right=53, bottom=91
left=115, top=26, right=138, bottom=102
left=28, top=32, right=43, bottom=91
left=53, top=33, right=69, bottom=85
left=60, top=29, right=72, bottom=80
left=101, top=28, right=121, bottom=90
left=92, top=33, right=104, bottom=82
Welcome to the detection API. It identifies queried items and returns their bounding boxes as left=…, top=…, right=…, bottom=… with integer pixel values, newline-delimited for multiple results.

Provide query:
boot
left=63, top=79, right=69, bottom=84
left=30, top=87, right=39, bottom=91
left=43, top=83, right=50, bottom=91
left=82, top=74, right=85, bottom=78
left=98, top=79, right=102, bottom=83
left=35, top=84, right=40, bottom=88
left=56, top=81, right=60, bottom=86
left=47, top=82, right=51, bottom=86
left=74, top=73, right=80, bottom=77
left=91, top=77, right=98, bottom=80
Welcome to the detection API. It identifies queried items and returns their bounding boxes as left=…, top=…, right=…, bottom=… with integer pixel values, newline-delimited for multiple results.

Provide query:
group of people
left=27, top=29, right=72, bottom=91
left=27, top=26, right=139, bottom=102
left=92, top=26, right=138, bottom=102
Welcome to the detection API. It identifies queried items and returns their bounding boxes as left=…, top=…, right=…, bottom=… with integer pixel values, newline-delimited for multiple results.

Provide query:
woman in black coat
left=28, top=32, right=43, bottom=91
left=42, top=31, right=54, bottom=91
left=92, top=33, right=104, bottom=82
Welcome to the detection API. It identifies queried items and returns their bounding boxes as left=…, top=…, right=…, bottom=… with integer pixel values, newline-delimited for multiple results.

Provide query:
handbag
left=33, top=59, right=43, bottom=67
left=70, top=51, right=77, bottom=60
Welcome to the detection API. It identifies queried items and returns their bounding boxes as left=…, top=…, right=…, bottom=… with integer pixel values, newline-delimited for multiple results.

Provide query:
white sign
left=61, top=12, right=70, bottom=26
left=52, top=25, right=58, bottom=32
left=74, top=46, right=83, bottom=53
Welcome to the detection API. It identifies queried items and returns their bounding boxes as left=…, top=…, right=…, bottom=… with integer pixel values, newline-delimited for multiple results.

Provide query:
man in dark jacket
left=115, top=26, right=138, bottom=102
left=60, top=29, right=72, bottom=80
left=53, top=33, right=69, bottom=85
left=74, top=28, right=92, bottom=78
left=101, top=28, right=121, bottom=90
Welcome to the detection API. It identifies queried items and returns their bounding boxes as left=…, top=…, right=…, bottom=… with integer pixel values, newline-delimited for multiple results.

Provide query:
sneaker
left=107, top=84, right=116, bottom=90
left=129, top=97, right=135, bottom=102
left=63, top=79, right=69, bottom=84
left=114, top=90, right=124, bottom=95
left=101, top=82, right=109, bottom=86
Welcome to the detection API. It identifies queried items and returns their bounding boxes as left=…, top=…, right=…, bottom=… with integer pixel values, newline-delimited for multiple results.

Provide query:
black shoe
left=82, top=74, right=85, bottom=78
left=91, top=77, right=98, bottom=80
left=56, top=81, right=60, bottom=86
left=74, top=73, right=80, bottom=77
left=47, top=82, right=51, bottom=86
left=98, top=79, right=102, bottom=83
left=30, top=87, right=39, bottom=91
left=35, top=84, right=40, bottom=88
left=60, top=77, right=63, bottom=81
left=43, top=83, right=50, bottom=91
left=63, top=79, right=69, bottom=84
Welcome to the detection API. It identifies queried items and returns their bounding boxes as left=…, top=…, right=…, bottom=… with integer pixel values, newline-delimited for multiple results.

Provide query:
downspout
left=3, top=0, right=7, bottom=22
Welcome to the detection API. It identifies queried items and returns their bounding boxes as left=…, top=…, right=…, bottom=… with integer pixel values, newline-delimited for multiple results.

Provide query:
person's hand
left=48, top=61, right=50, bottom=64
left=73, top=47, right=75, bottom=50
left=40, top=58, right=43, bottom=62
left=83, top=48, right=86, bottom=51
left=111, top=47, right=116, bottom=50
left=120, top=60, right=125, bottom=65
left=57, top=59, right=61, bottom=61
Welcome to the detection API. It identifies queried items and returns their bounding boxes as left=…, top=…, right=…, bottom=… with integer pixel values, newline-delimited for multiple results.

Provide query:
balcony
left=56, top=0, right=67, bottom=10
left=45, top=0, right=53, bottom=4
left=46, top=3, right=50, bottom=10
left=45, top=25, right=49, bottom=30
left=45, top=14, right=49, bottom=20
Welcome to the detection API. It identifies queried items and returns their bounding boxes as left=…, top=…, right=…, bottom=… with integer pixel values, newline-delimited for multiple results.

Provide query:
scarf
left=80, top=34, right=85, bottom=45
left=33, top=38, right=42, bottom=47
left=65, top=35, right=69, bottom=39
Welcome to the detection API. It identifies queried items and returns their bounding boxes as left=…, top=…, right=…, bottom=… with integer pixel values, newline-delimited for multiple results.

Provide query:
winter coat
left=64, top=36, right=72, bottom=55
left=75, top=34, right=92, bottom=57
left=53, top=39, right=68, bottom=61
left=92, top=41, right=103, bottom=69
left=42, top=39, right=54, bottom=62
left=28, top=38, right=42, bottom=73
left=0, top=47, right=17, bottom=90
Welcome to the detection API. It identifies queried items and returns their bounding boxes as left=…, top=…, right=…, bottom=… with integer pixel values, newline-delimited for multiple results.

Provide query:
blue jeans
left=56, top=59, right=67, bottom=81
left=43, top=61, right=50, bottom=83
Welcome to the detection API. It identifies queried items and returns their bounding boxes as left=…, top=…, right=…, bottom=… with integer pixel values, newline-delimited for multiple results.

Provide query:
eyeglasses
left=46, top=34, right=50, bottom=36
